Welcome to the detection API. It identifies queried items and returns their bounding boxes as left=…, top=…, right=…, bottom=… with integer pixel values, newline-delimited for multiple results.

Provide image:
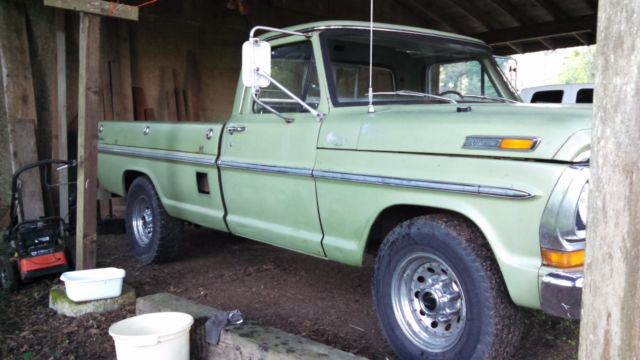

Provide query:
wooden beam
left=75, top=13, right=101, bottom=270
left=488, top=0, right=533, bottom=26
left=538, top=37, right=555, bottom=50
left=531, top=0, right=569, bottom=20
left=448, top=0, right=495, bottom=31
left=573, top=32, right=591, bottom=46
left=587, top=0, right=599, bottom=13
left=492, top=36, right=593, bottom=55
left=506, top=42, right=524, bottom=54
left=393, top=0, right=461, bottom=33
left=579, top=0, right=640, bottom=358
left=473, top=15, right=597, bottom=46
left=44, top=0, right=138, bottom=21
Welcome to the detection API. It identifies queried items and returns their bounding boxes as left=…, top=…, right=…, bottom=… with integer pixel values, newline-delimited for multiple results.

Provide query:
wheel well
left=123, top=171, right=147, bottom=194
left=365, top=205, right=474, bottom=255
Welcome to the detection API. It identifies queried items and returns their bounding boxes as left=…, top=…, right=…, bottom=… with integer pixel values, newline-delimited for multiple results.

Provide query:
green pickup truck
left=98, top=21, right=590, bottom=360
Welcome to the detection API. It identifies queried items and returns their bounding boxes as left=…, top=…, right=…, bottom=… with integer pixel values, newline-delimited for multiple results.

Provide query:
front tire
left=373, top=215, right=522, bottom=360
left=126, top=177, right=182, bottom=265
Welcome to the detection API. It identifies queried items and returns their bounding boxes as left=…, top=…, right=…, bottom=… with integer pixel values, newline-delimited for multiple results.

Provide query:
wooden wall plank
left=111, top=22, right=133, bottom=120
left=160, top=67, right=178, bottom=120
left=0, top=0, right=44, bottom=220
left=56, top=10, right=69, bottom=221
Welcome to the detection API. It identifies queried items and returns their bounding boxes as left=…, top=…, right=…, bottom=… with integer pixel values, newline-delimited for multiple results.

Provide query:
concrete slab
left=49, top=284, right=135, bottom=317
left=137, top=293, right=368, bottom=360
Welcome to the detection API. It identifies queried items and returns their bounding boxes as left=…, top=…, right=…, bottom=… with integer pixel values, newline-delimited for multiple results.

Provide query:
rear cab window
left=531, top=90, right=564, bottom=103
left=576, top=88, right=593, bottom=103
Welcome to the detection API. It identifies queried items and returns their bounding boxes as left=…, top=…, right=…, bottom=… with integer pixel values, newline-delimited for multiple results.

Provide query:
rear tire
left=0, top=255, right=18, bottom=291
left=126, top=177, right=182, bottom=264
left=373, top=214, right=523, bottom=360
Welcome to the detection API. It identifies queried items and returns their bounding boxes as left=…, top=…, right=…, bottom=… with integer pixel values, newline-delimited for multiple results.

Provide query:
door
left=219, top=39, right=326, bottom=257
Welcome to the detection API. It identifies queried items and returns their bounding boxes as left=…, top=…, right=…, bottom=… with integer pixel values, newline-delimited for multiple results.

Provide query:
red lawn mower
left=0, top=159, right=76, bottom=291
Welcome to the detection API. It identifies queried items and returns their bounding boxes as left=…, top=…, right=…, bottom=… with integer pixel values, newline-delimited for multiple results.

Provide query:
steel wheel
left=125, top=177, right=182, bottom=264
left=132, top=196, right=153, bottom=247
left=390, top=251, right=465, bottom=352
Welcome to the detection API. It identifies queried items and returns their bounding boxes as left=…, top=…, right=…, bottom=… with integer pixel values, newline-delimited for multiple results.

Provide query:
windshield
left=321, top=29, right=520, bottom=106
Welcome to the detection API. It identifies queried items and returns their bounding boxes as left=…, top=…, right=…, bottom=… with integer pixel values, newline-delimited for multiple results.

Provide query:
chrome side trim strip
left=217, top=160, right=312, bottom=177
left=99, top=147, right=532, bottom=199
left=313, top=170, right=533, bottom=199
left=98, top=144, right=216, bottom=166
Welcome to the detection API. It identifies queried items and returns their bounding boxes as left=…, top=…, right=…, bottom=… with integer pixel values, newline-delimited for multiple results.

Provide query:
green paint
left=98, top=21, right=591, bottom=311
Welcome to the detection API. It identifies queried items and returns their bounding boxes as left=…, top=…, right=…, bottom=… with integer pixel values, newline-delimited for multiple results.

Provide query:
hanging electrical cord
left=136, top=0, right=159, bottom=7
left=367, top=0, right=375, bottom=113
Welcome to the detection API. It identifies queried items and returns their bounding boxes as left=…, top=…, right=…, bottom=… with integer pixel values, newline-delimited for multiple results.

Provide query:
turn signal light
left=500, top=138, right=536, bottom=150
left=541, top=248, right=585, bottom=268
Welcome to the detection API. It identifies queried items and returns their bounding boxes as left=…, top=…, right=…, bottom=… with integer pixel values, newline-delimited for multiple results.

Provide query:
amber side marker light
left=541, top=248, right=585, bottom=268
left=500, top=138, right=537, bottom=150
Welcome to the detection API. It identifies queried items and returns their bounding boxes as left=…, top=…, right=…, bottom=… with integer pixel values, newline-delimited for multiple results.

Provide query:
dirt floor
left=0, top=228, right=579, bottom=359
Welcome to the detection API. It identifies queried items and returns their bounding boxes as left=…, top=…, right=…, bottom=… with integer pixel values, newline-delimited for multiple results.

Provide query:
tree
left=578, top=1, right=640, bottom=359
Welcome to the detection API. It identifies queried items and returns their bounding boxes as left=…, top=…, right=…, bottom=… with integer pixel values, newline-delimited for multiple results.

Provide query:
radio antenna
left=367, top=0, right=375, bottom=113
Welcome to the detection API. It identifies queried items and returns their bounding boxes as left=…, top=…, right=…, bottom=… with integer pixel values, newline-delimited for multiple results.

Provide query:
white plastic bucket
left=108, top=312, right=194, bottom=360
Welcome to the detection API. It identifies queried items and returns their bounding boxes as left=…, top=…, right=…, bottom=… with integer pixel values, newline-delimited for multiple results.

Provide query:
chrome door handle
left=227, top=125, right=246, bottom=134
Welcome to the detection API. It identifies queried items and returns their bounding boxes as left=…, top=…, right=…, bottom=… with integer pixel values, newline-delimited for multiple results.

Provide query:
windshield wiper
left=464, top=94, right=520, bottom=103
left=370, top=90, right=457, bottom=104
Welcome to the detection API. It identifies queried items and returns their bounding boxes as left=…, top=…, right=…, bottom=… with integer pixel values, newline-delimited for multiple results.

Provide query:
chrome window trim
left=98, top=144, right=216, bottom=166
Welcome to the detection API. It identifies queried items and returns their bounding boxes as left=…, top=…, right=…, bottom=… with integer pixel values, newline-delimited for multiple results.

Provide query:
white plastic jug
left=109, top=312, right=194, bottom=360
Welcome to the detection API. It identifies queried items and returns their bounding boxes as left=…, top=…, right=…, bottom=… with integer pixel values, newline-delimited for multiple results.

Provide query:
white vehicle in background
left=520, top=83, right=593, bottom=104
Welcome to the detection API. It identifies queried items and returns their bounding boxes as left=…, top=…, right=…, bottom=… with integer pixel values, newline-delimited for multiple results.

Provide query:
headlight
left=540, top=165, right=589, bottom=267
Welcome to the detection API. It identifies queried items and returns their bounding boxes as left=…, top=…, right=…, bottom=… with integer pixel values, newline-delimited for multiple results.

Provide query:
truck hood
left=340, top=103, right=592, bottom=162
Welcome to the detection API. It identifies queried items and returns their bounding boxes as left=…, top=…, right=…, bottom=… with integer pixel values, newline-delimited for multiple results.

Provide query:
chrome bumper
left=540, top=270, right=583, bottom=319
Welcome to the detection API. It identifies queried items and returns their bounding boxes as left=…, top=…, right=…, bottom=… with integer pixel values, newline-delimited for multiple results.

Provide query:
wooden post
left=578, top=1, right=640, bottom=359
left=44, top=0, right=139, bottom=270
left=74, top=13, right=101, bottom=270
left=56, top=10, right=69, bottom=221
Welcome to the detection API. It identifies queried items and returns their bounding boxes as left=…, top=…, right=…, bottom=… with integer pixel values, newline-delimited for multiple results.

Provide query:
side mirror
left=242, top=38, right=271, bottom=88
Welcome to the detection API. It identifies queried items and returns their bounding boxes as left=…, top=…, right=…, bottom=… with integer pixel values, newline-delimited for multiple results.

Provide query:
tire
left=125, top=177, right=182, bottom=265
left=0, top=255, right=18, bottom=291
left=373, top=214, right=523, bottom=360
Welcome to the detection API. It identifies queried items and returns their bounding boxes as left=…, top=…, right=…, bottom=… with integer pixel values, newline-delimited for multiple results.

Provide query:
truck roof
left=259, top=20, right=486, bottom=46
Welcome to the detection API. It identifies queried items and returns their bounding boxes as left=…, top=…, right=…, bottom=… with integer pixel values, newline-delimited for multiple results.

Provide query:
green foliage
left=558, top=47, right=595, bottom=84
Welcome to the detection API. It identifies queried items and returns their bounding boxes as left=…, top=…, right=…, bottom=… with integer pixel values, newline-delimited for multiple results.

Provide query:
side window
left=253, top=42, right=320, bottom=114
left=576, top=88, right=593, bottom=103
left=434, top=60, right=498, bottom=96
left=333, top=63, right=394, bottom=102
left=531, top=90, right=564, bottom=103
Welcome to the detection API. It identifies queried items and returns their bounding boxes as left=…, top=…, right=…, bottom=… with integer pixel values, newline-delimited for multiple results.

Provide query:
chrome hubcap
left=391, top=252, right=466, bottom=352
left=132, top=197, right=153, bottom=246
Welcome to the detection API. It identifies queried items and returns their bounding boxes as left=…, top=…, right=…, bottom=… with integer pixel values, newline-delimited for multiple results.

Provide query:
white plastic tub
left=109, top=312, right=194, bottom=360
left=60, top=267, right=125, bottom=302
